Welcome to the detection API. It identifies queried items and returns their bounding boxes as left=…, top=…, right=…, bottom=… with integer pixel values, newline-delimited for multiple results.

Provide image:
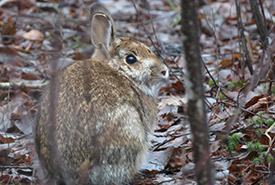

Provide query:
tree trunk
left=181, top=0, right=214, bottom=184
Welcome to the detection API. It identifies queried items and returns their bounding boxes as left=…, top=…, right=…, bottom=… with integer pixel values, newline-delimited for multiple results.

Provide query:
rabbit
left=35, top=3, right=169, bottom=185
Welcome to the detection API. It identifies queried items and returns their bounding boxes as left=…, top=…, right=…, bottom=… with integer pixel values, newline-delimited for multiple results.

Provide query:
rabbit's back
left=36, top=59, right=157, bottom=184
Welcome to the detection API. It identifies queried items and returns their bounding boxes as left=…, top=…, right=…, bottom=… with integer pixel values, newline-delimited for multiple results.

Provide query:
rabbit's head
left=90, top=3, right=169, bottom=97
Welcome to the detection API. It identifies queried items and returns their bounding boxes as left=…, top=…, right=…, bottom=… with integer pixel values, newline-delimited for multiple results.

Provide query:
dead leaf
left=22, top=30, right=44, bottom=41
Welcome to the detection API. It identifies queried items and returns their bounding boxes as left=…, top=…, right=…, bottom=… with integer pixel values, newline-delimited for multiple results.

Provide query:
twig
left=201, top=57, right=237, bottom=103
left=153, top=134, right=186, bottom=151
left=249, top=48, right=267, bottom=90
left=131, top=1, right=159, bottom=53
left=249, top=166, right=270, bottom=174
left=144, top=2, right=161, bottom=49
left=156, top=179, right=178, bottom=185
left=131, top=0, right=185, bottom=87
left=235, top=0, right=254, bottom=75
left=249, top=0, right=268, bottom=48
left=264, top=123, right=275, bottom=154
left=0, top=81, right=49, bottom=89
left=244, top=32, right=255, bottom=64
left=0, top=165, right=33, bottom=169
left=200, top=9, right=239, bottom=104
left=202, top=8, right=222, bottom=59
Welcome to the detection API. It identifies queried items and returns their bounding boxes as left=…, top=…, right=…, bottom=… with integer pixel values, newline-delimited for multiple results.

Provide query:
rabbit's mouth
left=140, top=77, right=168, bottom=97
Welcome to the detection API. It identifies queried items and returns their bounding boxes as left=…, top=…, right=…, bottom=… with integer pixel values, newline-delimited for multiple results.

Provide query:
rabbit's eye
left=126, top=55, right=137, bottom=64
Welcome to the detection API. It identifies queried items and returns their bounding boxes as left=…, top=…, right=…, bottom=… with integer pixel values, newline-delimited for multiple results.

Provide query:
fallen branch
left=0, top=81, right=49, bottom=89
left=0, top=165, right=33, bottom=169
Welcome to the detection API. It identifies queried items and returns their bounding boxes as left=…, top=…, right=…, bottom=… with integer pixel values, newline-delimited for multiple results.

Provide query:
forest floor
left=0, top=0, right=274, bottom=184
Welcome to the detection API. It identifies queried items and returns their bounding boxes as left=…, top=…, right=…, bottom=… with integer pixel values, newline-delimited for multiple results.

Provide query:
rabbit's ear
left=90, top=3, right=115, bottom=54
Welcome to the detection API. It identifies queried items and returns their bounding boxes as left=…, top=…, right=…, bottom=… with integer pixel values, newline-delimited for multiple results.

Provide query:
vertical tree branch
left=181, top=0, right=214, bottom=184
left=249, top=0, right=268, bottom=48
left=235, top=0, right=254, bottom=75
left=45, top=1, right=65, bottom=184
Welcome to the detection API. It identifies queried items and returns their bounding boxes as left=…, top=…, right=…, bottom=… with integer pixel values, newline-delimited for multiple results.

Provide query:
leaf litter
left=0, top=0, right=274, bottom=184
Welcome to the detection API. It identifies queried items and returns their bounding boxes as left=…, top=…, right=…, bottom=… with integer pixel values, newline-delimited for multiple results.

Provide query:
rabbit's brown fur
left=35, top=3, right=168, bottom=185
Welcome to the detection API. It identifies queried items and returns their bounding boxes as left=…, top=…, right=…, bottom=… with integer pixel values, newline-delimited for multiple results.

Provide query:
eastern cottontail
left=35, top=3, right=168, bottom=185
